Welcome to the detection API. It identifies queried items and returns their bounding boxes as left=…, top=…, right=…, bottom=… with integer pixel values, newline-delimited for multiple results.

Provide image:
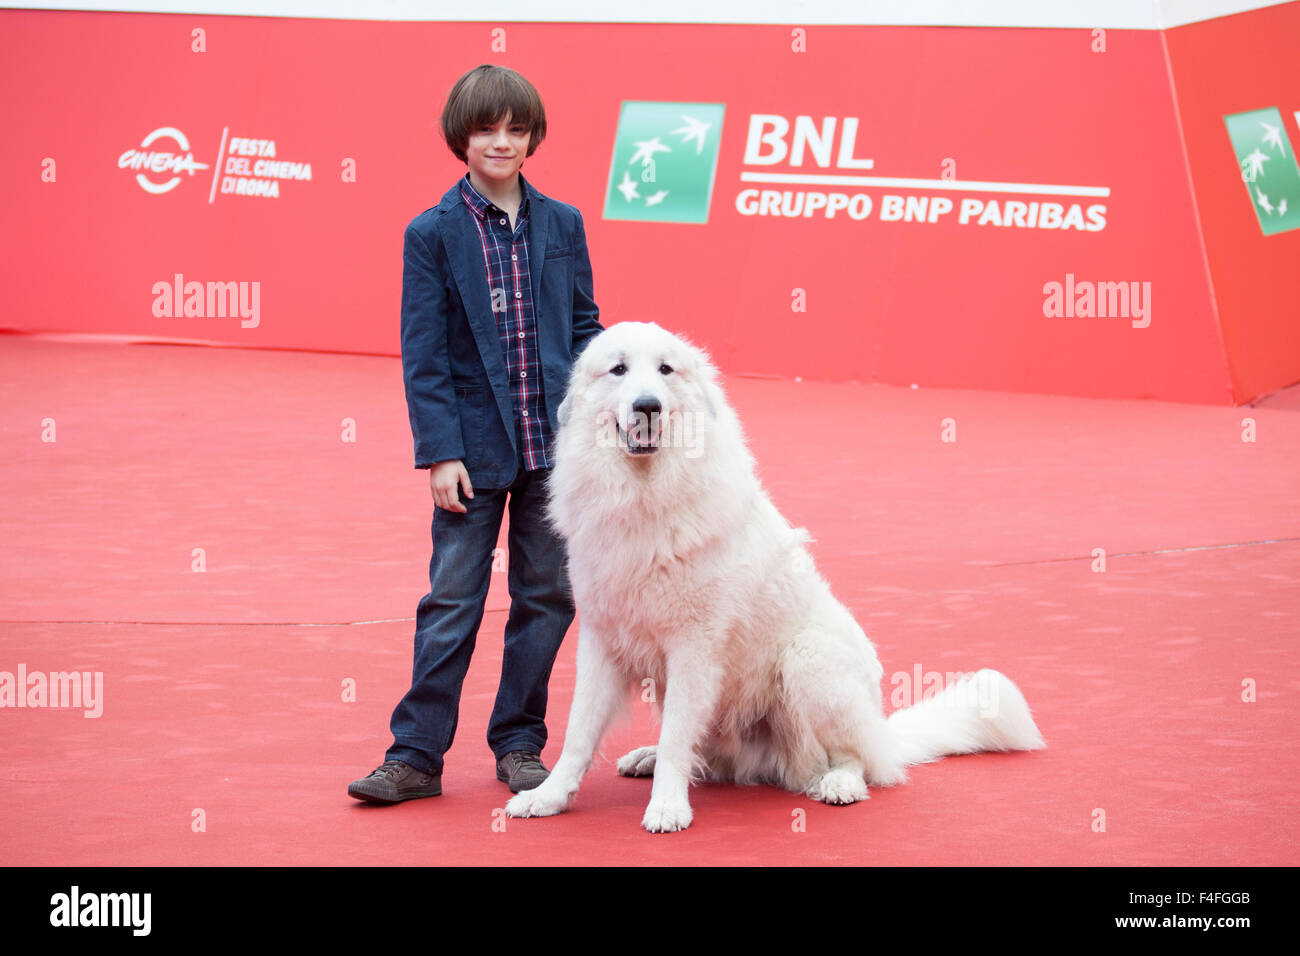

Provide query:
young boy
left=349, top=64, right=603, bottom=803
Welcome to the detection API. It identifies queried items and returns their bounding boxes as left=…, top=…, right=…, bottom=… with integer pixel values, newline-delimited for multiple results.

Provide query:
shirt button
left=520, top=371, right=526, bottom=379
left=511, top=254, right=518, bottom=261
left=499, top=218, right=507, bottom=225
left=522, top=410, right=529, bottom=417
left=518, top=331, right=525, bottom=339
left=514, top=291, right=522, bottom=298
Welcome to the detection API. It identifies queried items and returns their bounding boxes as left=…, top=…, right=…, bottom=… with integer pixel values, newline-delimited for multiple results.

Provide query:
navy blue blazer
left=400, top=172, right=603, bottom=489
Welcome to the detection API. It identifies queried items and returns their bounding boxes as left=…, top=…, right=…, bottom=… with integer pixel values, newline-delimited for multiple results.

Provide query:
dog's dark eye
left=610, top=363, right=627, bottom=376
left=659, top=364, right=674, bottom=375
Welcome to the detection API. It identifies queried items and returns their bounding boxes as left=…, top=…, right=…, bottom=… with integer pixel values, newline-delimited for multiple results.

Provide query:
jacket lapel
left=437, top=182, right=514, bottom=442
left=523, top=175, right=550, bottom=312
left=521, top=178, right=570, bottom=412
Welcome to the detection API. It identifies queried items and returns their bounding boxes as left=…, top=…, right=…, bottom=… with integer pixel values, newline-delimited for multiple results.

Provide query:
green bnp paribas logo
left=1225, top=107, right=1300, bottom=236
left=603, top=101, right=725, bottom=224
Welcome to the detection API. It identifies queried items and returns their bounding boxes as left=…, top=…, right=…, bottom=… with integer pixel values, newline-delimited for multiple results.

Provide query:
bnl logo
left=1225, top=107, right=1300, bottom=236
left=603, top=102, right=725, bottom=224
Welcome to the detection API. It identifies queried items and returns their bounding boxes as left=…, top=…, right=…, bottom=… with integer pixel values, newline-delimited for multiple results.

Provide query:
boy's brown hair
left=440, top=64, right=547, bottom=163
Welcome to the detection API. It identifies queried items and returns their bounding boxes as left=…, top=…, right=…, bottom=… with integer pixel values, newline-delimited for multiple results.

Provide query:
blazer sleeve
left=400, top=223, right=466, bottom=469
left=570, top=209, right=604, bottom=357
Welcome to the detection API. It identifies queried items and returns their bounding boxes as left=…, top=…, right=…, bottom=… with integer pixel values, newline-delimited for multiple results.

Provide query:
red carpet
left=2, top=335, right=1297, bottom=865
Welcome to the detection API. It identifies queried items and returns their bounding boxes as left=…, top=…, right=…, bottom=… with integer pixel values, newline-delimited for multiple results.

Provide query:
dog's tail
left=885, top=668, right=1045, bottom=767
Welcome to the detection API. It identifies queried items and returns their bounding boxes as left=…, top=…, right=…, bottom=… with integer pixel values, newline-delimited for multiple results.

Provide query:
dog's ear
left=701, top=375, right=722, bottom=420
left=557, top=363, right=585, bottom=427
left=687, top=341, right=723, bottom=419
left=558, top=346, right=595, bottom=427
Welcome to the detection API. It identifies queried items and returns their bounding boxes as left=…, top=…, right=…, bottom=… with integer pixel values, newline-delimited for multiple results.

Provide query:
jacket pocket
left=453, top=385, right=489, bottom=462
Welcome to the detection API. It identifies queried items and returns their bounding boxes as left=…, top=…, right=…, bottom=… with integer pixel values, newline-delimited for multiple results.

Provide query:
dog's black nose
left=632, top=396, right=661, bottom=417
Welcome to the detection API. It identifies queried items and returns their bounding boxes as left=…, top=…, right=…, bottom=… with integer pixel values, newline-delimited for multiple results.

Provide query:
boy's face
left=466, top=112, right=530, bottom=192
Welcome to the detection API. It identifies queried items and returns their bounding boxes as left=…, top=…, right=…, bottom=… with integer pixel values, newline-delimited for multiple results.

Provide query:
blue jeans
left=386, top=466, right=574, bottom=775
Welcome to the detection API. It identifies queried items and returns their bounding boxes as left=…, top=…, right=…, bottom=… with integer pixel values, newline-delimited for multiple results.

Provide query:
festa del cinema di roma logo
left=117, top=126, right=312, bottom=200
left=603, top=101, right=1110, bottom=229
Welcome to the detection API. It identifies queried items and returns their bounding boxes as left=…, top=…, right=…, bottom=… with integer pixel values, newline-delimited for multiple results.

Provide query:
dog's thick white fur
left=505, top=322, right=1045, bottom=832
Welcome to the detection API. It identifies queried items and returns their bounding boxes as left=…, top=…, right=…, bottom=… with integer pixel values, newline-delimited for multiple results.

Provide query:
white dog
left=505, top=322, right=1044, bottom=832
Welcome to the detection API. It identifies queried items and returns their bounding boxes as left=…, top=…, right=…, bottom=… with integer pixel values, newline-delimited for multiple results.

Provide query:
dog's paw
left=809, top=768, right=869, bottom=805
left=641, top=797, right=693, bottom=833
left=505, top=782, right=571, bottom=818
left=617, top=745, right=657, bottom=777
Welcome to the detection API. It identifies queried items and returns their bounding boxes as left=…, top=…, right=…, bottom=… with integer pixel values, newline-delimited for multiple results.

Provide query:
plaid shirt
left=459, top=171, right=552, bottom=471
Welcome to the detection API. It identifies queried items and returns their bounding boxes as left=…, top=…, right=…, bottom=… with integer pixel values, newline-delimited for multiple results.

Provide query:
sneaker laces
left=370, top=760, right=407, bottom=779
left=510, top=752, right=544, bottom=771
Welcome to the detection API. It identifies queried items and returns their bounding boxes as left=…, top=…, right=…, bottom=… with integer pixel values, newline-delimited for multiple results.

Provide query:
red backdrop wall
left=1165, top=4, right=1300, bottom=404
left=1, top=6, right=1296, bottom=404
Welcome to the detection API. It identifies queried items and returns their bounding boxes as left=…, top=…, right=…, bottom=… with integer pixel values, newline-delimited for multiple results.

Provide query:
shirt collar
left=459, top=170, right=532, bottom=221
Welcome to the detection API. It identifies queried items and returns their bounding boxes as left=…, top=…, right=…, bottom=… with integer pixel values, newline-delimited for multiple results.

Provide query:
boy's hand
left=429, top=459, right=473, bottom=513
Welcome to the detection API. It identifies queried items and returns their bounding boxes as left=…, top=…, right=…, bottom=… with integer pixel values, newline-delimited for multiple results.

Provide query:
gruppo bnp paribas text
left=734, top=114, right=1108, bottom=230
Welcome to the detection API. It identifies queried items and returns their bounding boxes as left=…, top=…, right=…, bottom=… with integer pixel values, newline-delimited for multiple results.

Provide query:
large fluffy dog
left=505, top=322, right=1044, bottom=832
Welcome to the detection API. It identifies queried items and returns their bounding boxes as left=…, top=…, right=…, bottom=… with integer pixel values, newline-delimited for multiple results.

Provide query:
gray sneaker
left=496, top=751, right=550, bottom=792
left=348, top=759, right=441, bottom=804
